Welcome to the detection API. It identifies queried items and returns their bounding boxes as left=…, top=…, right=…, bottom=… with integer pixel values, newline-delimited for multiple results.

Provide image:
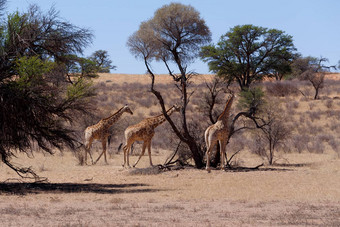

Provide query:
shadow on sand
left=222, top=164, right=296, bottom=172
left=0, top=182, right=160, bottom=195
left=222, top=162, right=313, bottom=172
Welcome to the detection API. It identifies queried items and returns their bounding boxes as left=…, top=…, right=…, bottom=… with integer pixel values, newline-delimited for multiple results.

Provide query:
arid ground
left=0, top=73, right=340, bottom=226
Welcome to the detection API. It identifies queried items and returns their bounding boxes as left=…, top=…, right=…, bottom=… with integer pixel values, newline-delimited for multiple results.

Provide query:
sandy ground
left=0, top=150, right=339, bottom=226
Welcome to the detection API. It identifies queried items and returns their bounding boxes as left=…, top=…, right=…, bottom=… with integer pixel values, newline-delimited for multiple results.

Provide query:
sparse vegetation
left=0, top=1, right=339, bottom=226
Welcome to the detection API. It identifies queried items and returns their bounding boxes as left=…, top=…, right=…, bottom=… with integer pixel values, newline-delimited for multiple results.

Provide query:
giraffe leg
left=103, top=138, right=108, bottom=164
left=122, top=142, right=127, bottom=167
left=126, top=144, right=131, bottom=168
left=147, top=140, right=153, bottom=166
left=133, top=142, right=146, bottom=168
left=220, top=140, right=227, bottom=170
left=94, top=139, right=107, bottom=164
left=206, top=140, right=217, bottom=173
left=123, top=140, right=133, bottom=168
left=123, top=145, right=128, bottom=167
left=87, top=148, right=94, bottom=165
left=84, top=138, right=94, bottom=165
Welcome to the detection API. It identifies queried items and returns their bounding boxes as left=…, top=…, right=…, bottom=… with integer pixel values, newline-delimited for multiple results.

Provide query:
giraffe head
left=123, top=104, right=133, bottom=115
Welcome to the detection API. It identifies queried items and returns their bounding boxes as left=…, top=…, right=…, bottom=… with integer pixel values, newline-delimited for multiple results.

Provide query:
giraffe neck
left=217, top=95, right=234, bottom=123
left=102, top=106, right=126, bottom=127
left=149, top=106, right=177, bottom=128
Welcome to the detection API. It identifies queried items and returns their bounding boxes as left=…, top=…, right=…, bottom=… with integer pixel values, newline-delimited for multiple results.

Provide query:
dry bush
left=325, top=99, right=333, bottom=109
left=289, top=134, right=311, bottom=153
left=307, top=110, right=322, bottom=122
left=307, top=138, right=325, bottom=153
left=265, top=80, right=299, bottom=97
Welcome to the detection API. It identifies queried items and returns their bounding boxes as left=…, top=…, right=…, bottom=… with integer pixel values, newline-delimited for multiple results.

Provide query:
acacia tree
left=200, top=24, right=296, bottom=90
left=127, top=3, right=211, bottom=168
left=291, top=56, right=333, bottom=99
left=0, top=3, right=95, bottom=179
left=89, top=50, right=116, bottom=73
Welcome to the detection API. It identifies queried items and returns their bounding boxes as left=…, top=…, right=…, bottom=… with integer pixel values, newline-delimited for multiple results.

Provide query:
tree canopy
left=200, top=24, right=297, bottom=90
left=89, top=50, right=116, bottom=73
left=0, top=2, right=95, bottom=179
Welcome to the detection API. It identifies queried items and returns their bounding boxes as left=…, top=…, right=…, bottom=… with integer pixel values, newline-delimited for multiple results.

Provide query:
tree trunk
left=314, top=87, right=319, bottom=100
left=186, top=138, right=204, bottom=168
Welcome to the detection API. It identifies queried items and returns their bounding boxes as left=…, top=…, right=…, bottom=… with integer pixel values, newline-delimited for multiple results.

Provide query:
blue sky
left=6, top=0, right=340, bottom=74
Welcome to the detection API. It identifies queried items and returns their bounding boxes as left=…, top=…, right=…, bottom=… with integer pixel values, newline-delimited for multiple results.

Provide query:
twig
left=164, top=141, right=181, bottom=165
left=2, top=156, right=48, bottom=183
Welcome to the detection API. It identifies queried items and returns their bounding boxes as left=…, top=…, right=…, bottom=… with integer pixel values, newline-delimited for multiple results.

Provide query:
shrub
left=307, top=138, right=325, bottom=153
left=325, top=99, right=333, bottom=109
left=265, top=80, right=298, bottom=97
left=307, top=110, right=322, bottom=122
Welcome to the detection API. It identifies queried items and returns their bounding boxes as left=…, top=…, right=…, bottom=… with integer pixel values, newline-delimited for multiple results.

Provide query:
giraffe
left=122, top=104, right=180, bottom=168
left=84, top=104, right=133, bottom=164
left=205, top=94, right=234, bottom=172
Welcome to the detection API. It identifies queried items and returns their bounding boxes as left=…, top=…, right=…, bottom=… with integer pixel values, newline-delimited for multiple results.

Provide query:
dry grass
left=0, top=73, right=340, bottom=226
left=0, top=152, right=339, bottom=226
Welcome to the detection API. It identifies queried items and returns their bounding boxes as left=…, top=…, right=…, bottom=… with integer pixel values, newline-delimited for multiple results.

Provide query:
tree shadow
left=0, top=182, right=161, bottom=195
left=223, top=168, right=294, bottom=172
left=271, top=163, right=312, bottom=168
left=223, top=164, right=294, bottom=172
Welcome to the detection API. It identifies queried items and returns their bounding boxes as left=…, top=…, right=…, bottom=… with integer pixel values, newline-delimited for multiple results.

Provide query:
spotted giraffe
left=123, top=104, right=180, bottom=168
left=205, top=95, right=234, bottom=172
left=84, top=105, right=133, bottom=164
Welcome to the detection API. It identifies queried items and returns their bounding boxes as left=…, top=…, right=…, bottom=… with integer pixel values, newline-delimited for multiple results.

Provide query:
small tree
left=200, top=24, right=296, bottom=90
left=89, top=50, right=116, bottom=73
left=291, top=56, right=333, bottom=99
left=230, top=87, right=290, bottom=165
left=127, top=3, right=211, bottom=168
left=251, top=98, right=291, bottom=165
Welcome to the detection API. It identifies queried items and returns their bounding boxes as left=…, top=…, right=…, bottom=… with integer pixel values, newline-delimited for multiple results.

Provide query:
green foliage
left=200, top=24, right=296, bottom=90
left=64, top=54, right=108, bottom=79
left=15, top=56, right=55, bottom=88
left=67, top=77, right=95, bottom=100
left=238, top=87, right=265, bottom=115
left=0, top=4, right=93, bottom=79
left=89, top=50, right=115, bottom=73
left=77, top=57, right=98, bottom=78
